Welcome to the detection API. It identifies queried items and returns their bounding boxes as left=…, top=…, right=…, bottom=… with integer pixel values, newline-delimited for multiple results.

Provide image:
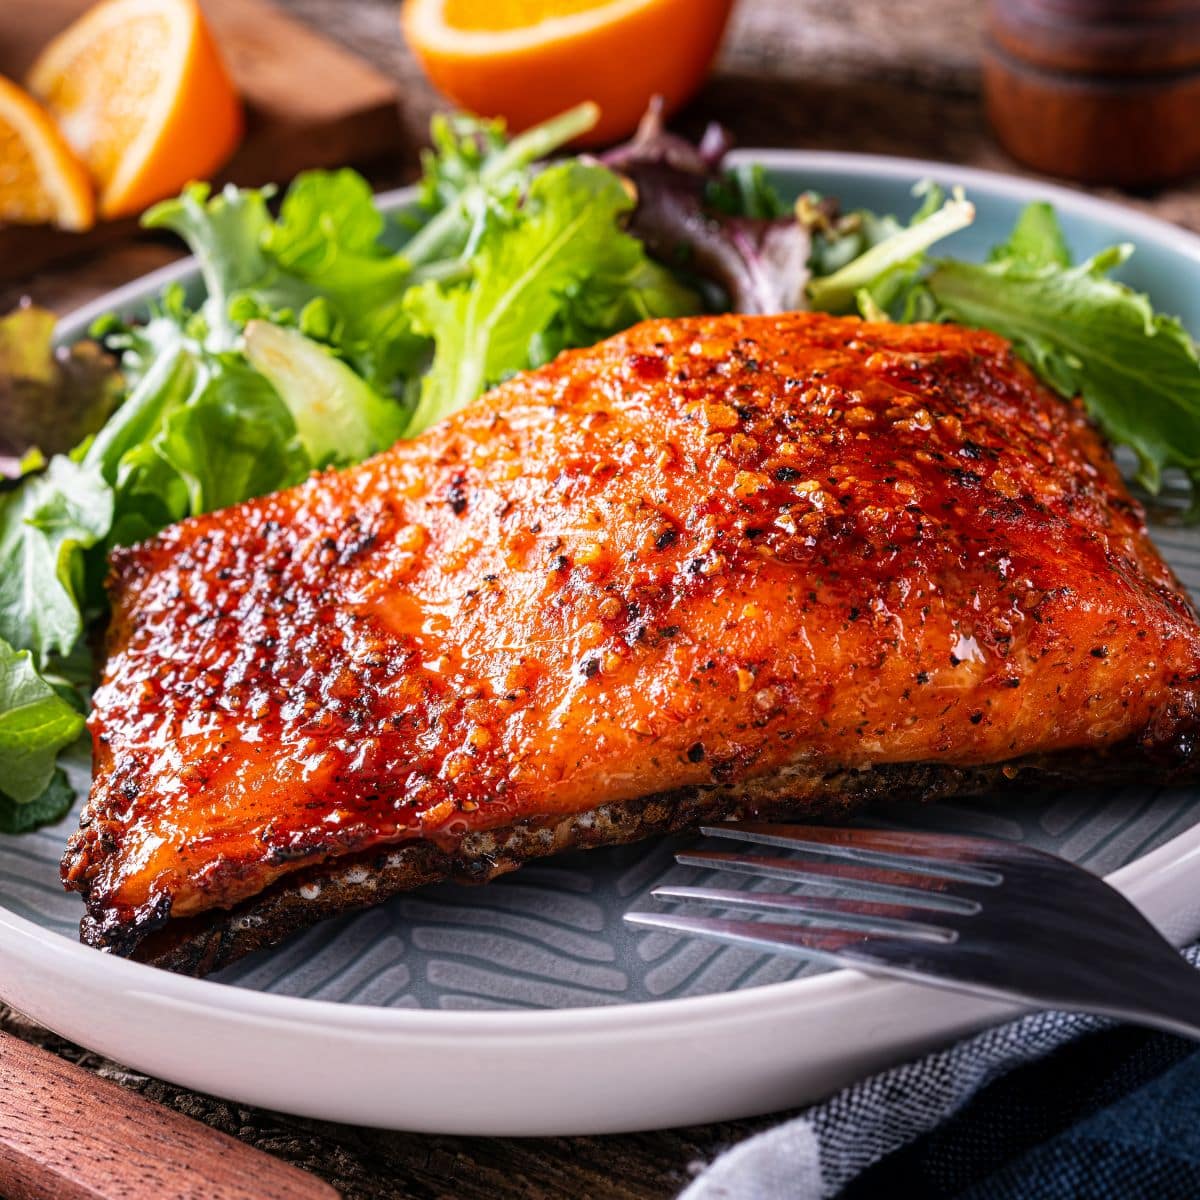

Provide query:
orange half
left=27, top=0, right=244, bottom=220
left=402, top=0, right=736, bottom=145
left=0, top=74, right=94, bottom=231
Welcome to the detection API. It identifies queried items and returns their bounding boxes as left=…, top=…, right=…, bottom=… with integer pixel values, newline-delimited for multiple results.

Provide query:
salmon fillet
left=63, top=313, right=1200, bottom=971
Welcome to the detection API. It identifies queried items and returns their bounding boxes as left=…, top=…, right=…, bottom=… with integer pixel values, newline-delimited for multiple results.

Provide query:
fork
left=624, top=822, right=1200, bottom=1038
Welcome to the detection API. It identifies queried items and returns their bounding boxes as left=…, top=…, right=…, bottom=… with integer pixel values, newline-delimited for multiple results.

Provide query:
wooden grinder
left=983, top=0, right=1200, bottom=186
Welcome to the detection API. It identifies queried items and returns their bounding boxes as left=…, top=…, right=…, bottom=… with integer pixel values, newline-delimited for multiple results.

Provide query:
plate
left=5, top=152, right=1200, bottom=1135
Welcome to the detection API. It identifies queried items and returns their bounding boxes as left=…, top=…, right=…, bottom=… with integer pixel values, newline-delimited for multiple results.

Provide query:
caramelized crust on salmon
left=64, top=313, right=1200, bottom=966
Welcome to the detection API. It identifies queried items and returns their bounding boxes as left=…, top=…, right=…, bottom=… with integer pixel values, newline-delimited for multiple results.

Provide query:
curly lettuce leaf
left=136, top=108, right=609, bottom=407
left=143, top=184, right=283, bottom=351
left=418, top=112, right=510, bottom=213
left=264, top=169, right=394, bottom=276
left=405, top=103, right=600, bottom=269
left=260, top=171, right=431, bottom=393
left=152, top=354, right=310, bottom=513
left=141, top=174, right=426, bottom=405
left=405, top=159, right=699, bottom=432
left=534, top=256, right=701, bottom=368
left=259, top=171, right=409, bottom=312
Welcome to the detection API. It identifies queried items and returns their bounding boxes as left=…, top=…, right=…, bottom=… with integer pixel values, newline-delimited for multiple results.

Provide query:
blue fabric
left=851, top=1026, right=1200, bottom=1199
left=683, top=945, right=1200, bottom=1200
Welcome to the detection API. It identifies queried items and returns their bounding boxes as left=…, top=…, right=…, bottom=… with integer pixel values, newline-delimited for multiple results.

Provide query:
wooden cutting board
left=0, top=0, right=404, bottom=279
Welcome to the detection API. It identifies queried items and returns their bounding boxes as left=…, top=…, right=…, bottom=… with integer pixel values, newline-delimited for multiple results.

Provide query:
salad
left=2, top=101, right=1199, bottom=834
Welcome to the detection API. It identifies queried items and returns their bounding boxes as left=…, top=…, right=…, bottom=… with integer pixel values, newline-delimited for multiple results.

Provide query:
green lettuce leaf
left=405, top=159, right=699, bottom=432
left=243, top=321, right=406, bottom=465
left=988, top=200, right=1071, bottom=269
left=0, top=639, right=84, bottom=804
left=142, top=174, right=426, bottom=404
left=153, top=354, right=309, bottom=512
left=260, top=170, right=429, bottom=394
left=405, top=103, right=601, bottom=270
left=143, top=184, right=284, bottom=351
left=807, top=186, right=975, bottom=315
left=0, top=456, right=112, bottom=665
left=0, top=769, right=75, bottom=835
left=81, top=339, right=197, bottom=482
left=261, top=169, right=413, bottom=306
left=705, top=163, right=789, bottom=221
left=534, top=255, right=700, bottom=368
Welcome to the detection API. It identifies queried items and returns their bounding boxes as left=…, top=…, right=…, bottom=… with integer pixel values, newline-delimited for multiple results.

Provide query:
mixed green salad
left=3, top=102, right=1200, bottom=833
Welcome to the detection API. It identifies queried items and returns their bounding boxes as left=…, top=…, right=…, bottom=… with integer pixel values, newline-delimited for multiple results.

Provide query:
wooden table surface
left=6, top=1, right=1200, bottom=1197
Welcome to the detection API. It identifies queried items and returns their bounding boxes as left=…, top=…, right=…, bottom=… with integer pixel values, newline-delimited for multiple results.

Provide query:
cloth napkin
left=683, top=945, right=1200, bottom=1200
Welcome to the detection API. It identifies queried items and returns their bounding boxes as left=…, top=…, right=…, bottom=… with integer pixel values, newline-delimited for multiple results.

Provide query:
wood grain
left=6, top=2, right=1200, bottom=1197
left=0, top=1029, right=338, bottom=1200
left=983, top=0, right=1200, bottom=186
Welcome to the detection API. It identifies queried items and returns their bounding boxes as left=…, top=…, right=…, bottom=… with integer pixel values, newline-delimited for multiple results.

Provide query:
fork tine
left=633, top=827, right=1200, bottom=1042
left=676, top=850, right=983, bottom=913
left=624, top=912, right=903, bottom=959
left=705, top=822, right=1012, bottom=863
left=649, top=885, right=956, bottom=940
left=699, top=823, right=1004, bottom=885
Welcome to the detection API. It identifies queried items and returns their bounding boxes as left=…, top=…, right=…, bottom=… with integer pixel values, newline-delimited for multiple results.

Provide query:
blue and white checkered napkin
left=683, top=946, right=1200, bottom=1200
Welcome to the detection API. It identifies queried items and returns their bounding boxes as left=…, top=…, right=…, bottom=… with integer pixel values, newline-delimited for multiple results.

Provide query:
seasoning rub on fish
left=63, top=313, right=1200, bottom=973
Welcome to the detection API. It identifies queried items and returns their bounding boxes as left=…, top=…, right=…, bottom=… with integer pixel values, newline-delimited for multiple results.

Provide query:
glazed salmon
left=64, top=313, right=1200, bottom=971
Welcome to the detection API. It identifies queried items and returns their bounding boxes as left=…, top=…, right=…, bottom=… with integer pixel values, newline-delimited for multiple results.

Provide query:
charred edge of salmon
left=81, top=745, right=1194, bottom=977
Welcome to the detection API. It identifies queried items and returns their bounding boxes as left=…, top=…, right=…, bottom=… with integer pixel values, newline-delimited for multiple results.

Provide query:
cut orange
left=402, top=0, right=736, bottom=145
left=27, top=0, right=243, bottom=220
left=0, top=75, right=94, bottom=231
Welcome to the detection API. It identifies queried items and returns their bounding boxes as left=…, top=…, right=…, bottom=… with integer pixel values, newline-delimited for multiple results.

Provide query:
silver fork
left=624, top=822, right=1200, bottom=1038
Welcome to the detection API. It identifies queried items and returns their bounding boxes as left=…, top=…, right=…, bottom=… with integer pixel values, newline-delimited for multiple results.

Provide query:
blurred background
left=14, top=0, right=1197, bottom=314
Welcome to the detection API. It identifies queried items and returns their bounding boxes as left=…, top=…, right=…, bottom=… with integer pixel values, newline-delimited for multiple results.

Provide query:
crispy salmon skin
left=64, top=313, right=1200, bottom=965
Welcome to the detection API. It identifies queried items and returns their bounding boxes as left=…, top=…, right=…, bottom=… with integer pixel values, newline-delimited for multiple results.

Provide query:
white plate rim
left=6, top=148, right=1200, bottom=1123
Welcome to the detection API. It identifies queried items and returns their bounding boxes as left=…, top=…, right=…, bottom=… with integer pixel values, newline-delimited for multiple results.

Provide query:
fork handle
left=1092, top=950, right=1200, bottom=1042
left=0, top=1028, right=338, bottom=1200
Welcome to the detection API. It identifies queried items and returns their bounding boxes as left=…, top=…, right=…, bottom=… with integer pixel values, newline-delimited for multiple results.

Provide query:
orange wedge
left=0, top=75, right=94, bottom=231
left=27, top=0, right=243, bottom=220
left=402, top=0, right=735, bottom=145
